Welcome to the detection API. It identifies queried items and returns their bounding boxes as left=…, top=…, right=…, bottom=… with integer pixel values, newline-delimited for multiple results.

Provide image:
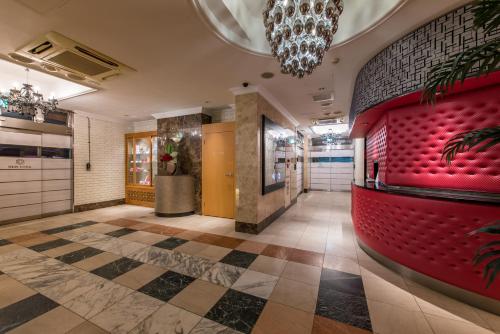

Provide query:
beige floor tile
left=120, top=231, right=168, bottom=245
left=175, top=230, right=204, bottom=240
left=174, top=241, right=208, bottom=255
left=362, top=274, right=420, bottom=311
left=113, top=264, right=167, bottom=290
left=72, top=252, right=121, bottom=271
left=0, top=274, right=37, bottom=308
left=424, top=314, right=495, bottom=334
left=0, top=243, right=23, bottom=255
left=10, top=233, right=58, bottom=247
left=476, top=309, right=500, bottom=333
left=281, top=261, right=321, bottom=286
left=9, top=306, right=85, bottom=334
left=169, top=279, right=227, bottom=316
left=0, top=228, right=38, bottom=239
left=407, top=281, right=489, bottom=327
left=66, top=321, right=109, bottom=334
left=42, top=242, right=87, bottom=258
left=252, top=301, right=314, bottom=334
left=80, top=223, right=123, bottom=234
left=236, top=240, right=268, bottom=254
left=232, top=270, right=279, bottom=299
left=312, top=315, right=372, bottom=334
left=367, top=299, right=433, bottom=334
left=269, top=277, right=318, bottom=313
left=249, top=255, right=287, bottom=276
left=196, top=245, right=232, bottom=261
left=323, top=254, right=361, bottom=275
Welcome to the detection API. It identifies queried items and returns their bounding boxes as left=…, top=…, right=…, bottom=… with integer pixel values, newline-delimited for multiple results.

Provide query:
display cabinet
left=125, top=131, right=157, bottom=207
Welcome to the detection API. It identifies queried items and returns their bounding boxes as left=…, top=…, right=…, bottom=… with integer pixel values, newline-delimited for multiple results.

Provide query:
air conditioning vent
left=28, top=41, right=53, bottom=55
left=312, top=118, right=343, bottom=126
left=312, top=92, right=334, bottom=103
left=48, top=51, right=110, bottom=76
left=74, top=46, right=119, bottom=67
left=12, top=31, right=135, bottom=83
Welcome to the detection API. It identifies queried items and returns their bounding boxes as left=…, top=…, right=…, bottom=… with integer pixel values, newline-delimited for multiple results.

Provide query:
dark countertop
left=353, top=180, right=500, bottom=205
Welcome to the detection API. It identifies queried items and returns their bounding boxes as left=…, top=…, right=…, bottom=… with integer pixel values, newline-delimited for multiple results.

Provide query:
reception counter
left=352, top=182, right=500, bottom=313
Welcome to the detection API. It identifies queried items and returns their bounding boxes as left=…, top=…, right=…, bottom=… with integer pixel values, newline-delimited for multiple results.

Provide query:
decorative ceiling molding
left=229, top=85, right=300, bottom=127
left=152, top=106, right=203, bottom=119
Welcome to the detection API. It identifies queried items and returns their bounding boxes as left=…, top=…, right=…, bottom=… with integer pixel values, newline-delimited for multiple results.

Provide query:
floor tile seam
left=100, top=221, right=329, bottom=266
left=420, top=308, right=495, bottom=330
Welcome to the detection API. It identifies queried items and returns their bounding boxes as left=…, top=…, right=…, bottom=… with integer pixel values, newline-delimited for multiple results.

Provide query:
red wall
left=352, top=185, right=500, bottom=300
left=366, top=115, right=387, bottom=182
left=365, top=85, right=500, bottom=193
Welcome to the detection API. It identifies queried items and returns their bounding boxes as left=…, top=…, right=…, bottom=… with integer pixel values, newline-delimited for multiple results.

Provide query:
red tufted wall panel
left=366, top=115, right=387, bottom=182
left=352, top=184, right=500, bottom=300
left=385, top=85, right=500, bottom=193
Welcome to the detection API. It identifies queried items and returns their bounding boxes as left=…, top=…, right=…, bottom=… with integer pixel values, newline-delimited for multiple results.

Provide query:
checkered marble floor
left=0, top=192, right=498, bottom=334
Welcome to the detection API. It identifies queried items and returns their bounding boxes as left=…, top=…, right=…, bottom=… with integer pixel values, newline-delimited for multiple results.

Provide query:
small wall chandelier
left=0, top=68, right=58, bottom=123
left=263, top=0, right=344, bottom=78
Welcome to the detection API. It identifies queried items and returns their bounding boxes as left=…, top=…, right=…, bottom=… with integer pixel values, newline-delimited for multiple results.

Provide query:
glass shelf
left=126, top=132, right=157, bottom=187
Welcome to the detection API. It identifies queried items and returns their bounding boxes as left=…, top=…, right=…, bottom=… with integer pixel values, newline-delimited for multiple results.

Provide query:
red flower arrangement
left=160, top=153, right=173, bottom=162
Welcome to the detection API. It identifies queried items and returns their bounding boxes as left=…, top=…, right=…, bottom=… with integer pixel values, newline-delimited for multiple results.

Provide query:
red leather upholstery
left=386, top=86, right=500, bottom=193
left=366, top=115, right=387, bottom=182
left=352, top=184, right=500, bottom=300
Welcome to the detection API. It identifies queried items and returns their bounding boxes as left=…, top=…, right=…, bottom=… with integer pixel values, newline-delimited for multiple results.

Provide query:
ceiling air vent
left=312, top=92, right=334, bottom=103
left=13, top=31, right=135, bottom=83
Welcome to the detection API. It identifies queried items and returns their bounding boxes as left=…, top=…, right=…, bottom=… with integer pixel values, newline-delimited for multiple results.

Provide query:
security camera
left=242, top=82, right=249, bottom=87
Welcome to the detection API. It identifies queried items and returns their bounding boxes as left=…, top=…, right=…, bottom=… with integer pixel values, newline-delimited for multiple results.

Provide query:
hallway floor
left=0, top=192, right=498, bottom=334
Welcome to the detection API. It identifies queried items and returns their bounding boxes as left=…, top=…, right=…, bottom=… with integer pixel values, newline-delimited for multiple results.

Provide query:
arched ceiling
left=192, top=0, right=407, bottom=55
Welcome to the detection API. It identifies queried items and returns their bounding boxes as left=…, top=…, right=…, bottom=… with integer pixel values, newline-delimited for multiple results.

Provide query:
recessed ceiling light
left=261, top=72, right=274, bottom=79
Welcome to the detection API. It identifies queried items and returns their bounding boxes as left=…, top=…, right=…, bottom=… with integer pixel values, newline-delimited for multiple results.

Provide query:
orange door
left=202, top=123, right=235, bottom=218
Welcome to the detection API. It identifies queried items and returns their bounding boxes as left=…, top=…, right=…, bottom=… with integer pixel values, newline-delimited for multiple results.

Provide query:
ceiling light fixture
left=263, top=0, right=344, bottom=78
left=0, top=68, right=58, bottom=123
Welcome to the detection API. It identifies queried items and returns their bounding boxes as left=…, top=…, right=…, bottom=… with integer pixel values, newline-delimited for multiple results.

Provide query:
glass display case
left=125, top=131, right=157, bottom=207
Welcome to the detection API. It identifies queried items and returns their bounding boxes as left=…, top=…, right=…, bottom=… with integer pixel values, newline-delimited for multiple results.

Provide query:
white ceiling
left=0, top=0, right=470, bottom=126
left=0, top=58, right=95, bottom=100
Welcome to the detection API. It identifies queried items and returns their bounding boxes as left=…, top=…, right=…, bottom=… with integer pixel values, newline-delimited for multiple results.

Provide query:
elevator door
left=202, top=123, right=235, bottom=219
left=0, top=129, right=72, bottom=224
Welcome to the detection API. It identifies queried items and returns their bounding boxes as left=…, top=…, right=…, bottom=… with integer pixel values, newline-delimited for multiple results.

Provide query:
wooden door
left=202, top=123, right=235, bottom=218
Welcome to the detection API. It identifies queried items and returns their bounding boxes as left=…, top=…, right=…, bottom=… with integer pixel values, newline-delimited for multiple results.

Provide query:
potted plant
left=422, top=0, right=500, bottom=287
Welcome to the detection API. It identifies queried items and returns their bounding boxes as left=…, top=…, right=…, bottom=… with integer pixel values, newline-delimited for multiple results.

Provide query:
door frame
left=201, top=122, right=235, bottom=218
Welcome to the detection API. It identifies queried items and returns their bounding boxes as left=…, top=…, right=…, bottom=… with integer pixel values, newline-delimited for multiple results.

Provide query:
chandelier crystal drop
left=0, top=68, right=58, bottom=123
left=263, top=0, right=343, bottom=78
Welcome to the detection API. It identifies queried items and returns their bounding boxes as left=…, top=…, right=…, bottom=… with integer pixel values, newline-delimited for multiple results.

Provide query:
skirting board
left=357, top=238, right=500, bottom=315
left=73, top=199, right=125, bottom=212
left=235, top=200, right=296, bottom=234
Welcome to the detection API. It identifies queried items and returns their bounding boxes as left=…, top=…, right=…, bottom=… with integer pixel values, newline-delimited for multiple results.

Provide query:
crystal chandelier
left=263, top=0, right=344, bottom=78
left=0, top=68, right=58, bottom=123
left=321, top=129, right=342, bottom=145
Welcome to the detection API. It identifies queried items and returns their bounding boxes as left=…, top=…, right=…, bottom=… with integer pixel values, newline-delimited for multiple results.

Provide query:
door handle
left=225, top=172, right=234, bottom=177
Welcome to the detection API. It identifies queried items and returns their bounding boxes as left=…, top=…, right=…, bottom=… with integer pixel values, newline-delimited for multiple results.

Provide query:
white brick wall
left=73, top=113, right=127, bottom=205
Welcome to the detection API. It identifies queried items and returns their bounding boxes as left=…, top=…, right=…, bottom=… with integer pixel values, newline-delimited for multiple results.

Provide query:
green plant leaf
left=483, top=257, right=500, bottom=288
left=442, top=127, right=500, bottom=164
left=476, top=240, right=500, bottom=254
left=421, top=39, right=500, bottom=104
left=473, top=249, right=500, bottom=265
left=469, top=222, right=500, bottom=236
left=472, top=0, right=500, bottom=33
